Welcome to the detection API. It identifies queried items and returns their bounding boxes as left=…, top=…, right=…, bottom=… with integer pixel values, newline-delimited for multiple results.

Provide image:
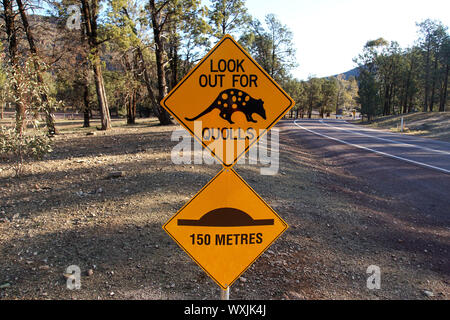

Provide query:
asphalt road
left=279, top=119, right=450, bottom=225
left=292, top=119, right=450, bottom=174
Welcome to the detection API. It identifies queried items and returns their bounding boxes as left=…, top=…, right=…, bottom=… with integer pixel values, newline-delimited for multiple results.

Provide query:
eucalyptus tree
left=284, top=78, right=305, bottom=118
left=353, top=39, right=387, bottom=121
left=318, top=78, right=337, bottom=118
left=1, top=0, right=23, bottom=133
left=416, top=19, right=449, bottom=112
left=79, top=0, right=112, bottom=129
left=164, top=0, right=209, bottom=88
left=438, top=35, right=449, bottom=111
left=208, top=0, right=250, bottom=39
left=240, top=14, right=297, bottom=85
left=16, top=0, right=58, bottom=135
left=304, top=77, right=322, bottom=119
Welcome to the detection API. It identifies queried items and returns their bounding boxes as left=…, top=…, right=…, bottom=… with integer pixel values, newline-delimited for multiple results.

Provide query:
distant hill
left=332, top=67, right=359, bottom=80
left=1, top=15, right=120, bottom=72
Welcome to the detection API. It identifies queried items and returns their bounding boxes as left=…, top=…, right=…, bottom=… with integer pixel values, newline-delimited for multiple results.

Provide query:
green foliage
left=105, top=0, right=147, bottom=49
left=177, top=0, right=211, bottom=75
left=0, top=127, right=53, bottom=176
left=240, top=14, right=297, bottom=85
left=0, top=56, right=7, bottom=110
left=318, top=78, right=338, bottom=116
left=304, top=77, right=322, bottom=118
left=286, top=75, right=358, bottom=119
left=356, top=69, right=381, bottom=122
left=208, top=0, right=251, bottom=39
left=103, top=69, right=142, bottom=116
left=354, top=19, right=449, bottom=119
left=8, top=59, right=61, bottom=130
left=0, top=58, right=57, bottom=176
left=284, top=78, right=305, bottom=110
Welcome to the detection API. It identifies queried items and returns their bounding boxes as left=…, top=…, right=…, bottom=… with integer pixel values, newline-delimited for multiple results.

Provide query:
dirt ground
left=0, top=118, right=448, bottom=300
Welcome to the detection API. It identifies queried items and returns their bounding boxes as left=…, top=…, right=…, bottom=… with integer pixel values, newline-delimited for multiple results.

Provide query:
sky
left=245, top=0, right=450, bottom=80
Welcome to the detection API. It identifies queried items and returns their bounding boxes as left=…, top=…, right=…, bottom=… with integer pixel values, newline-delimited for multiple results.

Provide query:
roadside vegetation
left=1, top=2, right=447, bottom=174
left=356, top=112, right=450, bottom=142
left=355, top=20, right=449, bottom=122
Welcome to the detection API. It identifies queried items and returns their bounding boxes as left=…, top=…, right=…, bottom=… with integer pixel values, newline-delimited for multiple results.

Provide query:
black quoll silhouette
left=184, top=89, right=266, bottom=124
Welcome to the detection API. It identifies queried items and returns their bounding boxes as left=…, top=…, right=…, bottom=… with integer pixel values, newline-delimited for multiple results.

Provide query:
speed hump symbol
left=162, top=168, right=288, bottom=289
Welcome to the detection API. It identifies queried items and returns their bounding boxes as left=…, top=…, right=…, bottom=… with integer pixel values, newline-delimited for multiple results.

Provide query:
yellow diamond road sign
left=161, top=34, right=295, bottom=167
left=163, top=168, right=288, bottom=289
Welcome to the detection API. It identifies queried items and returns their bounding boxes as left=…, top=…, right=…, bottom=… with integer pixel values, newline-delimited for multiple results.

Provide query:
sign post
left=221, top=287, right=230, bottom=300
left=160, top=34, right=294, bottom=299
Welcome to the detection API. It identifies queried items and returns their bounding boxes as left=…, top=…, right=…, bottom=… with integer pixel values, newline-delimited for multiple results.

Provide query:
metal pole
left=220, top=287, right=230, bottom=300
left=400, top=117, right=404, bottom=132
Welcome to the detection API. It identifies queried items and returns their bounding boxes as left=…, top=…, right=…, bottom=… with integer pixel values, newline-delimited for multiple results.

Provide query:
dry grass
left=359, top=112, right=450, bottom=142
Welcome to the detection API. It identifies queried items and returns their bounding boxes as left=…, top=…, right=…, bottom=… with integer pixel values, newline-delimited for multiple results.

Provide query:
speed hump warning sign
left=163, top=168, right=288, bottom=289
left=160, top=34, right=294, bottom=167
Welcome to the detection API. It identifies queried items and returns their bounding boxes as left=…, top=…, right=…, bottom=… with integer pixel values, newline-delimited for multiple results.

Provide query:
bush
left=0, top=58, right=58, bottom=176
left=0, top=126, right=52, bottom=176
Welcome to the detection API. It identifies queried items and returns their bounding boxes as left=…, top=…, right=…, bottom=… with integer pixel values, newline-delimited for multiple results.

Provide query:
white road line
left=319, top=120, right=450, bottom=156
left=293, top=120, right=450, bottom=174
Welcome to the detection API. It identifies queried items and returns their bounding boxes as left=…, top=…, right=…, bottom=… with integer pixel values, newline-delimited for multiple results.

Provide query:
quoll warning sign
left=162, top=168, right=288, bottom=289
left=160, top=34, right=294, bottom=167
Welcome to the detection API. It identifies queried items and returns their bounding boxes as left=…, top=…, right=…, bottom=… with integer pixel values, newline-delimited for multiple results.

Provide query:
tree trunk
left=221, top=17, right=226, bottom=36
left=83, top=80, right=90, bottom=127
left=429, top=54, right=438, bottom=112
left=335, top=90, right=341, bottom=116
left=135, top=46, right=170, bottom=123
left=169, top=42, right=179, bottom=90
left=92, top=60, right=111, bottom=129
left=83, top=109, right=90, bottom=127
left=402, top=72, right=411, bottom=114
left=383, top=84, right=390, bottom=115
left=132, top=92, right=137, bottom=123
left=80, top=0, right=111, bottom=130
left=2, top=0, right=17, bottom=64
left=127, top=90, right=136, bottom=125
left=389, top=83, right=395, bottom=115
left=2, top=0, right=24, bottom=134
left=307, top=104, right=312, bottom=119
left=16, top=0, right=57, bottom=135
left=439, top=63, right=449, bottom=112
left=407, top=92, right=413, bottom=113
left=423, top=39, right=431, bottom=111
left=153, top=27, right=169, bottom=113
left=149, top=0, right=173, bottom=125
left=123, top=1, right=172, bottom=125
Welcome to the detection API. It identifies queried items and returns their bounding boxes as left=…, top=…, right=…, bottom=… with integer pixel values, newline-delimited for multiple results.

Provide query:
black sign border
left=160, top=35, right=295, bottom=167
left=162, top=168, right=289, bottom=290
